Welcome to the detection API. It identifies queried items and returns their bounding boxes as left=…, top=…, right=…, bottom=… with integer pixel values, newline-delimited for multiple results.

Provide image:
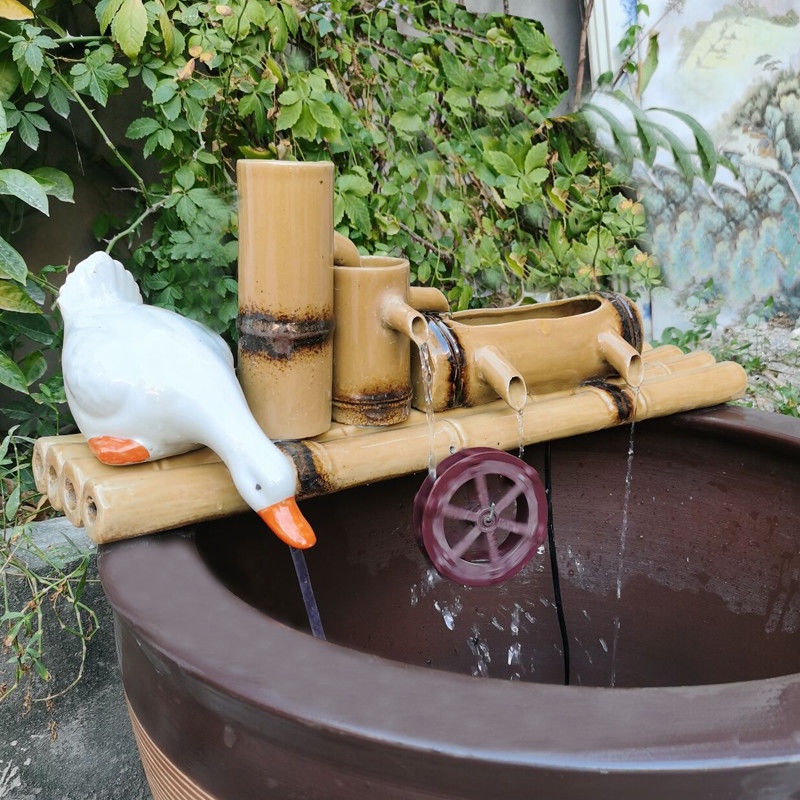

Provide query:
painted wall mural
left=590, top=0, right=800, bottom=328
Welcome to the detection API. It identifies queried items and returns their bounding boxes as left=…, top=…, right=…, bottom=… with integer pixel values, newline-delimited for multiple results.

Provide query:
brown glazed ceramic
left=100, top=406, right=800, bottom=799
left=412, top=292, right=645, bottom=412
left=237, top=160, right=334, bottom=440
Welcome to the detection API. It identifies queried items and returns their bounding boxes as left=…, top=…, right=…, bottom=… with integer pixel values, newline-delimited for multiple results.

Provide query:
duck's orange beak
left=258, top=497, right=316, bottom=549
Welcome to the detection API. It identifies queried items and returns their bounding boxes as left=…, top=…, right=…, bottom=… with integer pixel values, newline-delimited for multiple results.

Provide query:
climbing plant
left=0, top=0, right=657, bottom=437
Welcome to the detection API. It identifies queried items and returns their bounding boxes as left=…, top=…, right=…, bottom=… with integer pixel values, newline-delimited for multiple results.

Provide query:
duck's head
left=57, top=252, right=143, bottom=320
left=233, top=456, right=316, bottom=550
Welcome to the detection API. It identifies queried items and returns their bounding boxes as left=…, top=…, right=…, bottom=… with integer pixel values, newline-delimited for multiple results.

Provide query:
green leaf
left=0, top=279, right=40, bottom=313
left=444, top=87, right=471, bottom=110
left=0, top=60, right=20, bottom=101
left=152, top=79, right=177, bottom=104
left=343, top=194, right=371, bottom=234
left=96, top=0, right=125, bottom=33
left=524, top=141, right=549, bottom=172
left=651, top=106, right=718, bottom=184
left=275, top=101, right=302, bottom=130
left=291, top=105, right=318, bottom=140
left=390, top=110, right=423, bottom=133
left=126, top=117, right=160, bottom=139
left=30, top=167, right=74, bottom=203
left=440, top=52, right=471, bottom=89
left=112, top=0, right=148, bottom=59
left=647, top=119, right=697, bottom=182
left=0, top=236, right=27, bottom=283
left=581, top=102, right=636, bottom=163
left=638, top=33, right=659, bottom=96
left=336, top=173, right=372, bottom=197
left=0, top=168, right=49, bottom=215
left=484, top=150, right=519, bottom=177
left=18, top=350, right=46, bottom=385
left=477, top=87, right=508, bottom=109
left=4, top=483, right=20, bottom=520
left=307, top=98, right=337, bottom=129
left=175, top=165, right=195, bottom=190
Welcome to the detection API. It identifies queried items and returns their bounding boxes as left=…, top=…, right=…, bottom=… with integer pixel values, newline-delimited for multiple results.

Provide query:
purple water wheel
left=413, top=448, right=548, bottom=586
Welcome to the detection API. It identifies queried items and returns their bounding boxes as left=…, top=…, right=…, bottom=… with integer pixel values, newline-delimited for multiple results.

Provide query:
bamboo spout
left=381, top=296, right=429, bottom=347
left=598, top=331, right=644, bottom=387
left=474, top=346, right=527, bottom=411
left=408, top=285, right=450, bottom=313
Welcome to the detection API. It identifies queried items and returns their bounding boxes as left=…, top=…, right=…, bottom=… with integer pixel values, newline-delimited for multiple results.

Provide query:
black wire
left=544, top=442, right=570, bottom=685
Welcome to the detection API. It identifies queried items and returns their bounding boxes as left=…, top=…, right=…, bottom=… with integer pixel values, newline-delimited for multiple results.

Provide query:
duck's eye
left=255, top=483, right=262, bottom=491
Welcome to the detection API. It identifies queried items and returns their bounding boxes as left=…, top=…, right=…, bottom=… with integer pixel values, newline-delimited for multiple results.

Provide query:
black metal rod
left=544, top=442, right=570, bottom=685
left=289, top=547, right=326, bottom=641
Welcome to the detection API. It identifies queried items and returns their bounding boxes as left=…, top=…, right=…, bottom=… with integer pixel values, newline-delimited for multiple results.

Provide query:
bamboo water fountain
left=36, top=163, right=746, bottom=557
left=37, top=160, right=800, bottom=800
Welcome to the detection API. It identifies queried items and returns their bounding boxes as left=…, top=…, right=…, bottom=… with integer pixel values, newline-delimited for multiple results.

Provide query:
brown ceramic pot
left=100, top=406, right=800, bottom=800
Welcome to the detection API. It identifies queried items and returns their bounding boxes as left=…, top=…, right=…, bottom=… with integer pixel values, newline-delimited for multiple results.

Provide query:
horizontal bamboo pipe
left=59, top=447, right=222, bottom=527
left=82, top=462, right=244, bottom=544
left=32, top=434, right=86, bottom=496
left=52, top=353, right=745, bottom=543
left=302, top=360, right=747, bottom=495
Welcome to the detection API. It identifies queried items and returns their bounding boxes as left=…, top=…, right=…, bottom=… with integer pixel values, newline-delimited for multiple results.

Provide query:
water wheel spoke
left=494, top=481, right=528, bottom=515
left=473, top=473, right=490, bottom=508
left=441, top=503, right=479, bottom=524
left=450, top=524, right=484, bottom=559
left=495, top=517, right=533, bottom=537
left=485, top=532, right=501, bottom=564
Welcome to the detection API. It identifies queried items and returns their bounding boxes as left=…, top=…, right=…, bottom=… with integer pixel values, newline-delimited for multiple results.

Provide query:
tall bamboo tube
left=59, top=353, right=746, bottom=543
left=237, top=160, right=335, bottom=440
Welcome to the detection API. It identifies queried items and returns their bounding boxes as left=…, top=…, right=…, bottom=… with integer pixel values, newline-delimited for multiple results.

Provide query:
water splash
left=418, top=341, right=437, bottom=479
left=468, top=626, right=492, bottom=677
left=434, top=597, right=463, bottom=631
left=410, top=567, right=442, bottom=607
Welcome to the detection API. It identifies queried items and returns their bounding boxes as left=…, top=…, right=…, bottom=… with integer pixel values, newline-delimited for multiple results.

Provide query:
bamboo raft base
left=34, top=345, right=747, bottom=545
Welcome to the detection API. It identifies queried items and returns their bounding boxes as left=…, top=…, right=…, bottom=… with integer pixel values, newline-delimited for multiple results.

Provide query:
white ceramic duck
left=58, top=251, right=315, bottom=549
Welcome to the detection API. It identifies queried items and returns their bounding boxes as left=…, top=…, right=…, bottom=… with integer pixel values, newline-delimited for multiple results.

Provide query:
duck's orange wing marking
left=88, top=436, right=150, bottom=465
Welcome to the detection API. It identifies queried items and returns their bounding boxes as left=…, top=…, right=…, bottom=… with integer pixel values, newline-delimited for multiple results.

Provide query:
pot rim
left=99, top=406, right=800, bottom=774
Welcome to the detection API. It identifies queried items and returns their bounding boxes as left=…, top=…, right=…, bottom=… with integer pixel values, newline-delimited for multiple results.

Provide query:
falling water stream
left=418, top=341, right=437, bottom=479
left=609, top=387, right=640, bottom=686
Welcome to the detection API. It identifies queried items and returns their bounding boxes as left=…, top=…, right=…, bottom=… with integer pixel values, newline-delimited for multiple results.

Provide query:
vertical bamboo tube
left=332, top=256, right=429, bottom=426
left=237, top=160, right=335, bottom=440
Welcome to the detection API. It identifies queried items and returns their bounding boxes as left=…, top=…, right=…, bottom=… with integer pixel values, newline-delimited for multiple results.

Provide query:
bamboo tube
left=82, top=462, right=245, bottom=544
left=58, top=448, right=222, bottom=527
left=642, top=350, right=716, bottom=379
left=408, top=286, right=450, bottom=313
left=42, top=441, right=92, bottom=511
left=65, top=354, right=746, bottom=543
left=642, top=344, right=683, bottom=362
left=237, top=159, right=335, bottom=439
left=33, top=434, right=85, bottom=495
left=332, top=256, right=428, bottom=426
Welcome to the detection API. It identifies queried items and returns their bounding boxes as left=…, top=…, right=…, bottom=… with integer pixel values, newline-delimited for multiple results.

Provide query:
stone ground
left=0, top=520, right=150, bottom=800
left=709, top=312, right=800, bottom=414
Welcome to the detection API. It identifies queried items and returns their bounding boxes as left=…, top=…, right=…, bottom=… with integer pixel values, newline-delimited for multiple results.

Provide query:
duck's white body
left=59, top=252, right=315, bottom=548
